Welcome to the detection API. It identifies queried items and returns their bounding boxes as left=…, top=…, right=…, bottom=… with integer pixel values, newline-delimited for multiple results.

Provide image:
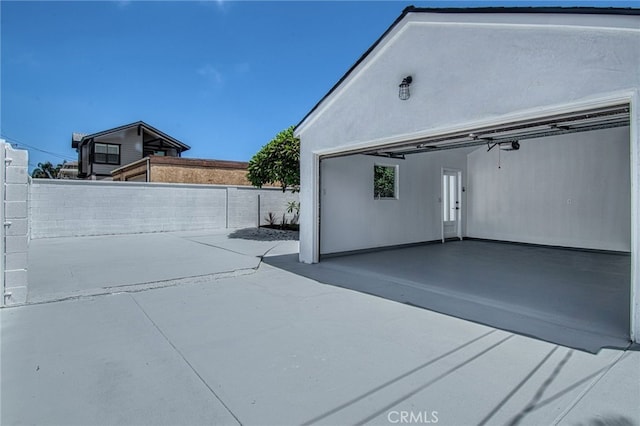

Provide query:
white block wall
left=30, top=180, right=298, bottom=239
left=226, top=187, right=298, bottom=229
left=2, top=142, right=29, bottom=305
left=255, top=189, right=300, bottom=226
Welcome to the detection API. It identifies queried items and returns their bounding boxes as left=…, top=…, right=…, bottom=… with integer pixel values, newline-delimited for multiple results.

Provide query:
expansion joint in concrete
left=130, top=295, right=243, bottom=426
left=0, top=267, right=259, bottom=308
left=550, top=342, right=634, bottom=425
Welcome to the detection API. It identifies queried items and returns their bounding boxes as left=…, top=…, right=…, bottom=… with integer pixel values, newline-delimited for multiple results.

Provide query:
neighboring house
left=72, top=121, right=190, bottom=180
left=56, top=161, right=78, bottom=179
left=294, top=7, right=640, bottom=342
left=111, top=156, right=251, bottom=185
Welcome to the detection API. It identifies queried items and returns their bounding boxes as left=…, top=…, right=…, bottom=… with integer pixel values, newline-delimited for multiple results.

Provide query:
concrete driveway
left=2, top=230, right=638, bottom=425
left=27, top=229, right=297, bottom=303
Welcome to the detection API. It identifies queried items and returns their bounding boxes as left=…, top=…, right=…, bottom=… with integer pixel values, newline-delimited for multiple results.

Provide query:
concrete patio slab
left=0, top=294, right=239, bottom=425
left=129, top=266, right=492, bottom=425
left=555, top=347, right=640, bottom=426
left=2, top=230, right=637, bottom=425
left=129, top=265, right=638, bottom=426
left=27, top=229, right=297, bottom=303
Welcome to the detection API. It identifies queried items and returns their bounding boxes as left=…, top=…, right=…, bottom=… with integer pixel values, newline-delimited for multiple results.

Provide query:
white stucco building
left=294, top=7, right=640, bottom=343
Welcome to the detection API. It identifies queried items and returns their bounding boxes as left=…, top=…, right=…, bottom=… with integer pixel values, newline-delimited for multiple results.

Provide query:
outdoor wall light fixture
left=399, top=76, right=412, bottom=100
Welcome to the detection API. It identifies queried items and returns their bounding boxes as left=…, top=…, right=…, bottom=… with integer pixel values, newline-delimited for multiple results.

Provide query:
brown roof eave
left=148, top=156, right=249, bottom=169
left=79, top=121, right=191, bottom=152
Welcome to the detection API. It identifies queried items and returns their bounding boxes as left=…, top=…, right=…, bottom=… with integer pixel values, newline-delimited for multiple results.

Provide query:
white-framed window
left=94, top=143, right=120, bottom=165
left=374, top=164, right=398, bottom=199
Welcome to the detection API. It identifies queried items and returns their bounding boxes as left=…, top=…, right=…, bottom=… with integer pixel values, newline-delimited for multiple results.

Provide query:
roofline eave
left=294, top=5, right=640, bottom=135
left=79, top=121, right=190, bottom=151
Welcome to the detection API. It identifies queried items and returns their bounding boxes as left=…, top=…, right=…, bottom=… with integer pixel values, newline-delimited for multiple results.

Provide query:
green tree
left=247, top=126, right=300, bottom=192
left=31, top=161, right=64, bottom=179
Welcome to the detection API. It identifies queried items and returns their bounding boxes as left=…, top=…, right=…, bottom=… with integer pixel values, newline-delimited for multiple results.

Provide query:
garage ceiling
left=355, top=103, right=631, bottom=159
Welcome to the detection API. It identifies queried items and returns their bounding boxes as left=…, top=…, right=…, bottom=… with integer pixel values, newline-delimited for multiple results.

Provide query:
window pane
left=449, top=175, right=456, bottom=221
left=94, top=143, right=118, bottom=164
left=443, top=176, right=448, bottom=220
left=374, top=165, right=396, bottom=199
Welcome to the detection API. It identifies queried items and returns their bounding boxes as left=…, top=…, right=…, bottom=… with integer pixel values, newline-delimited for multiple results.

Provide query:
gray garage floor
left=266, top=240, right=631, bottom=353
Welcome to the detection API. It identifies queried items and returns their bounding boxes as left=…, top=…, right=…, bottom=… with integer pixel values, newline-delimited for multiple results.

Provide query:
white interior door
left=442, top=169, right=462, bottom=241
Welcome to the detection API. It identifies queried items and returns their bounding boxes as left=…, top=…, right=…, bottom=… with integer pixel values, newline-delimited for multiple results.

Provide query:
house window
left=374, top=164, right=398, bottom=199
left=94, top=143, right=120, bottom=165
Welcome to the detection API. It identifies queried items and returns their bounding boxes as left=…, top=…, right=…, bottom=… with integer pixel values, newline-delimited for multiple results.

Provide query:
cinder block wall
left=2, top=142, right=29, bottom=305
left=255, top=189, right=299, bottom=226
left=226, top=187, right=299, bottom=229
left=30, top=180, right=299, bottom=239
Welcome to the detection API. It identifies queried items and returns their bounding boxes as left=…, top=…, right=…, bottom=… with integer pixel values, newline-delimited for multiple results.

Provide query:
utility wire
left=1, top=133, right=76, bottom=161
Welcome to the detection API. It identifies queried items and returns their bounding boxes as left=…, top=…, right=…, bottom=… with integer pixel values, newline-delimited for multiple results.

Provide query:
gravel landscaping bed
left=228, top=227, right=299, bottom=241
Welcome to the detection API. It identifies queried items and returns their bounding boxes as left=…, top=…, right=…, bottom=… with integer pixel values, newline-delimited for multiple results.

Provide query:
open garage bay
left=270, top=240, right=631, bottom=353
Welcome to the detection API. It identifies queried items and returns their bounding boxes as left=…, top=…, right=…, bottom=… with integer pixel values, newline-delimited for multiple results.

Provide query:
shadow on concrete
left=264, top=240, right=632, bottom=353
left=227, top=227, right=299, bottom=241
left=300, top=330, right=498, bottom=425
left=477, top=345, right=562, bottom=426
left=352, top=334, right=515, bottom=425
left=503, top=348, right=573, bottom=426
left=584, top=417, right=636, bottom=426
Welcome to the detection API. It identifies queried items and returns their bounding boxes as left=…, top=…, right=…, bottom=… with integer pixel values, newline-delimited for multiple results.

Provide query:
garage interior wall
left=320, top=126, right=630, bottom=255
left=467, top=126, right=630, bottom=251
left=320, top=148, right=472, bottom=254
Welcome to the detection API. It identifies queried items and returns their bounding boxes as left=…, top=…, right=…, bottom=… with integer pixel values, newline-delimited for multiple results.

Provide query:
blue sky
left=1, top=1, right=637, bottom=171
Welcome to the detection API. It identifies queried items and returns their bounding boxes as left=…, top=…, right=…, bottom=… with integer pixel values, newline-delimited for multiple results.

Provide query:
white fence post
left=1, top=141, right=6, bottom=306
left=1, top=141, right=30, bottom=305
